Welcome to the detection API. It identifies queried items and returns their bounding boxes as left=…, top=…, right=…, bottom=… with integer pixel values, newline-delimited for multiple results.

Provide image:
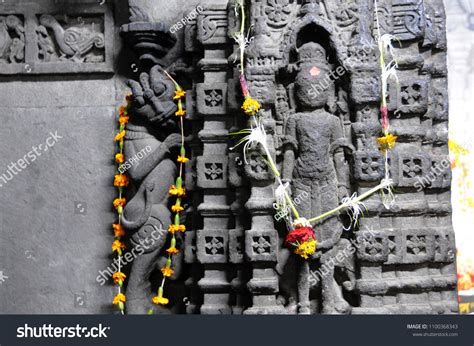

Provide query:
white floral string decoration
left=231, top=119, right=301, bottom=220
left=375, top=0, right=399, bottom=209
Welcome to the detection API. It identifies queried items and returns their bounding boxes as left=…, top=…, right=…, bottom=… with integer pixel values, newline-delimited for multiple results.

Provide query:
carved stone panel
left=197, top=229, right=228, bottom=264
left=197, top=5, right=228, bottom=45
left=389, top=77, right=429, bottom=115
left=0, top=1, right=113, bottom=74
left=116, top=0, right=458, bottom=315
left=0, top=14, right=25, bottom=64
left=392, top=0, right=426, bottom=41
left=403, top=229, right=436, bottom=264
left=197, top=83, right=228, bottom=115
left=245, top=229, right=278, bottom=262
left=395, top=151, right=431, bottom=188
left=197, top=155, right=229, bottom=189
left=357, top=231, right=390, bottom=263
left=354, top=151, right=385, bottom=182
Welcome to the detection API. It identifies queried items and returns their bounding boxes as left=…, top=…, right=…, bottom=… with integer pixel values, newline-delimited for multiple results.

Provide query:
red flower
left=285, top=227, right=316, bottom=246
left=380, top=106, right=389, bottom=130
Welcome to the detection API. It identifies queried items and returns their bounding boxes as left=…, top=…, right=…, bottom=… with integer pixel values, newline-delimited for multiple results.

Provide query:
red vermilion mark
left=310, top=66, right=320, bottom=77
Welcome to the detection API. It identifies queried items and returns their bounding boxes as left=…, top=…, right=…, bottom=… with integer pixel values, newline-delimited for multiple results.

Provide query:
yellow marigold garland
left=148, top=71, right=188, bottom=311
left=241, top=95, right=261, bottom=116
left=111, top=94, right=131, bottom=313
left=377, top=133, right=397, bottom=151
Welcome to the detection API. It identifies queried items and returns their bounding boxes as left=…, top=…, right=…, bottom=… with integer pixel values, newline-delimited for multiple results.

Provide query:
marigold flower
left=118, top=116, right=129, bottom=125
left=169, top=185, right=186, bottom=197
left=175, top=108, right=186, bottom=117
left=286, top=226, right=318, bottom=260
left=377, top=133, right=397, bottom=151
left=113, top=198, right=126, bottom=208
left=112, top=293, right=126, bottom=305
left=161, top=267, right=174, bottom=277
left=242, top=97, right=261, bottom=116
left=168, top=224, right=186, bottom=234
left=115, top=153, right=125, bottom=164
left=152, top=295, right=169, bottom=305
left=177, top=155, right=189, bottom=163
left=174, top=90, right=186, bottom=100
left=112, top=224, right=125, bottom=238
left=112, top=240, right=126, bottom=253
left=171, top=204, right=184, bottom=213
left=294, top=239, right=317, bottom=260
left=114, top=174, right=129, bottom=187
left=166, top=246, right=179, bottom=255
left=119, top=106, right=128, bottom=116
left=114, top=130, right=126, bottom=142
left=112, top=272, right=126, bottom=284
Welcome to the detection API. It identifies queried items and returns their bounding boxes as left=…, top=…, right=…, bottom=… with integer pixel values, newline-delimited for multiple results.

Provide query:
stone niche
left=0, top=0, right=458, bottom=314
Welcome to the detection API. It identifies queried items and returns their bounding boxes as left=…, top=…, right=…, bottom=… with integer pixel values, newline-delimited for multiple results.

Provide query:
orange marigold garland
left=149, top=71, right=188, bottom=310
left=111, top=95, right=131, bottom=313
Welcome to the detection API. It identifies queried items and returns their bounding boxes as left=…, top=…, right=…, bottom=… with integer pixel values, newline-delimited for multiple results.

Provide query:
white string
left=341, top=193, right=368, bottom=230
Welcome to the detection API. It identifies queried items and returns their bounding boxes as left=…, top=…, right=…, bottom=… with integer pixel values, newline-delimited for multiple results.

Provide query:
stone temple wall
left=0, top=0, right=131, bottom=313
left=0, top=0, right=458, bottom=314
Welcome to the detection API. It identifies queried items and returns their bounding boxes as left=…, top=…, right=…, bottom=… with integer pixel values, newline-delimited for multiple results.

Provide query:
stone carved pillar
left=195, top=3, right=233, bottom=314
left=227, top=3, right=250, bottom=315
left=183, top=14, right=203, bottom=315
left=349, top=0, right=458, bottom=314
left=243, top=123, right=287, bottom=314
left=228, top=179, right=250, bottom=314
left=241, top=2, right=286, bottom=315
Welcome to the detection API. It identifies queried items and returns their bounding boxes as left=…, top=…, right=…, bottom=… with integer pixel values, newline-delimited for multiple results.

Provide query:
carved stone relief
left=37, top=14, right=105, bottom=63
left=120, top=0, right=457, bottom=315
left=0, top=1, right=113, bottom=75
left=0, top=15, right=25, bottom=64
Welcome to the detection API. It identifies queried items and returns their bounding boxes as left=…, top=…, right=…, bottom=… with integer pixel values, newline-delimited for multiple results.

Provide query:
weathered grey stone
left=0, top=106, right=117, bottom=313
left=0, top=0, right=458, bottom=315
left=0, top=0, right=130, bottom=314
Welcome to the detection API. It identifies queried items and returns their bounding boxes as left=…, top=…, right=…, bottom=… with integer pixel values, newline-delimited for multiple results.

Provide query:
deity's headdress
left=296, top=42, right=330, bottom=72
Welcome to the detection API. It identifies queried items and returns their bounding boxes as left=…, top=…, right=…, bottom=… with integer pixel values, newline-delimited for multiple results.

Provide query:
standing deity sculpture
left=282, top=42, right=356, bottom=314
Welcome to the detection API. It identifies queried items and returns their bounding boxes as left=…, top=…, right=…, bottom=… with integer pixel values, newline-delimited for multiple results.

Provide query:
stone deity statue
left=282, top=42, right=355, bottom=314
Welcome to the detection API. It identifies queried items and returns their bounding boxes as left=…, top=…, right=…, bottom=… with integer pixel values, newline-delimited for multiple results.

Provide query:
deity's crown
left=297, top=42, right=329, bottom=69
